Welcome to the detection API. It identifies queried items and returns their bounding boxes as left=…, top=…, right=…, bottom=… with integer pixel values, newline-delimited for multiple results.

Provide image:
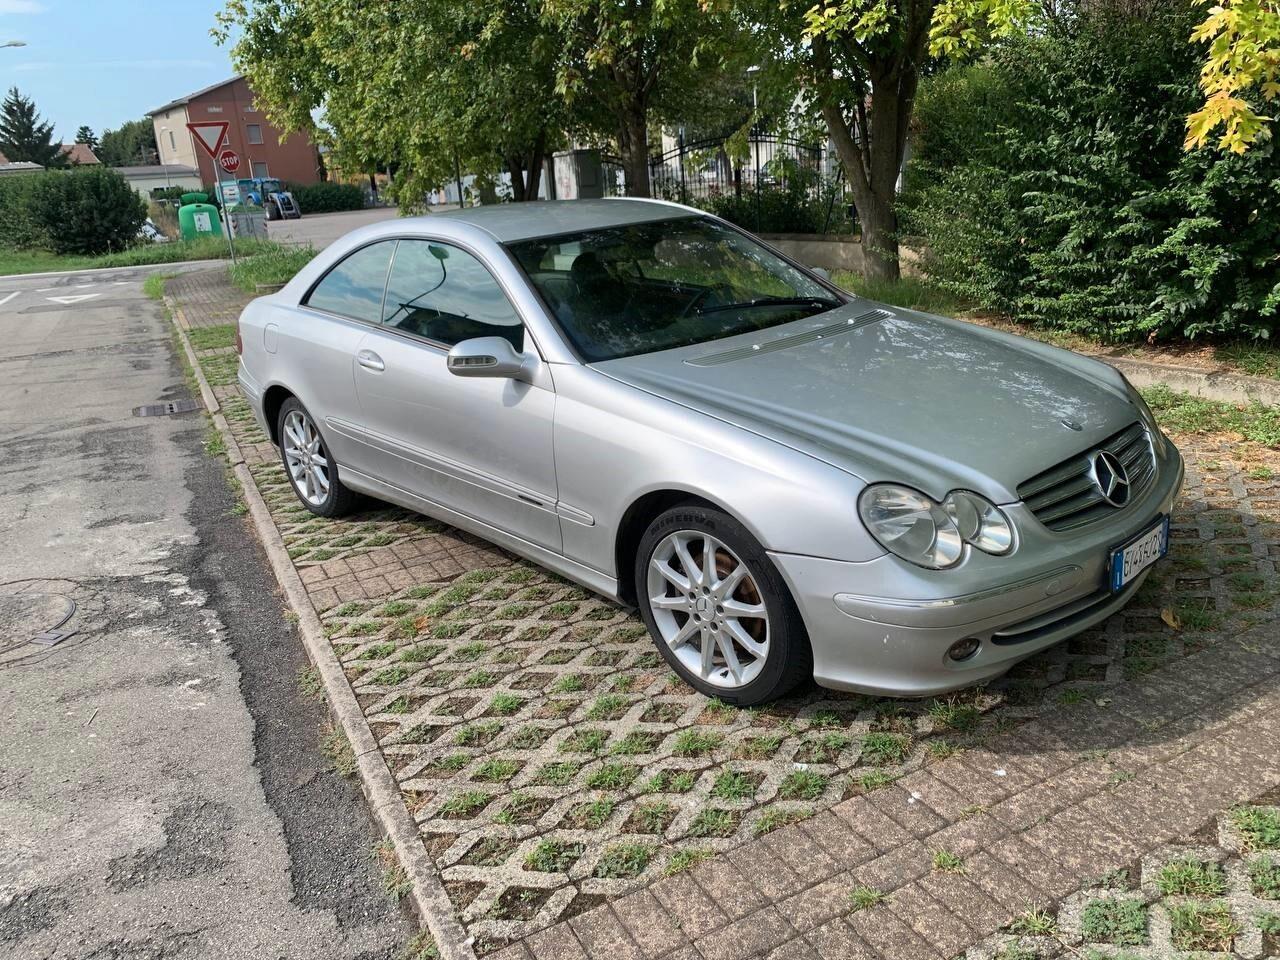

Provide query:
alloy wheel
left=282, top=409, right=331, bottom=507
left=646, top=530, right=770, bottom=689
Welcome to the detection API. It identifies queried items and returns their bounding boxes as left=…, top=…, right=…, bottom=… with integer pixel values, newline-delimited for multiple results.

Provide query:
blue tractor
left=236, top=177, right=302, bottom=220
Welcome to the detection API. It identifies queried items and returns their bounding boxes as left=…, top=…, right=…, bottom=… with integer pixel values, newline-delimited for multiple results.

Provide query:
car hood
left=593, top=300, right=1139, bottom=503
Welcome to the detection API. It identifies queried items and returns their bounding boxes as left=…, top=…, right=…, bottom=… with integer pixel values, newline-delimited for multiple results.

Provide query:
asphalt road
left=266, top=207, right=399, bottom=249
left=0, top=267, right=415, bottom=958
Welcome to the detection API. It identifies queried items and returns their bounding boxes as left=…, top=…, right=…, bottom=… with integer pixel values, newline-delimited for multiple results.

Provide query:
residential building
left=116, top=164, right=202, bottom=197
left=60, top=143, right=99, bottom=165
left=148, top=76, right=322, bottom=185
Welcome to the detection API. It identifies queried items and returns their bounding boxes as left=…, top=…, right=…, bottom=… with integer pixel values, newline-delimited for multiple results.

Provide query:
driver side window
left=382, top=240, right=524, bottom=351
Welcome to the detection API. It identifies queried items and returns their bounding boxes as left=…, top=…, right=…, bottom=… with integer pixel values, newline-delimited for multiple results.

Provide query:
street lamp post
left=159, top=128, right=173, bottom=190
left=746, top=65, right=762, bottom=230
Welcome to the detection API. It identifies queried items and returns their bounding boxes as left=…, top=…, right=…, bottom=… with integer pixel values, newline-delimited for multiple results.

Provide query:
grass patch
left=1250, top=855, right=1280, bottom=899
left=860, top=732, right=913, bottom=766
left=1156, top=857, right=1227, bottom=897
left=321, top=725, right=357, bottom=778
left=1142, top=385, right=1280, bottom=447
left=142, top=271, right=175, bottom=300
left=1168, top=901, right=1239, bottom=952
left=1008, top=907, right=1057, bottom=937
left=373, top=839, right=413, bottom=901
left=849, top=886, right=888, bottom=911
left=830, top=270, right=971, bottom=315
left=438, top=791, right=491, bottom=819
left=1080, top=898, right=1148, bottom=946
left=227, top=244, right=317, bottom=293
left=1232, top=806, right=1280, bottom=851
left=752, top=806, right=811, bottom=836
left=1216, top=341, right=1280, bottom=380
left=778, top=770, right=828, bottom=800
left=664, top=847, right=713, bottom=876
left=0, top=235, right=283, bottom=277
left=710, top=770, right=758, bottom=802
left=593, top=843, right=654, bottom=878
left=672, top=730, right=723, bottom=757
left=524, top=839, right=583, bottom=872
left=187, top=323, right=238, bottom=351
left=931, top=849, right=965, bottom=873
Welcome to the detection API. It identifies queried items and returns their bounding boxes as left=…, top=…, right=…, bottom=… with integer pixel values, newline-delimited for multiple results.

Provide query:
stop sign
left=218, top=148, right=241, bottom=174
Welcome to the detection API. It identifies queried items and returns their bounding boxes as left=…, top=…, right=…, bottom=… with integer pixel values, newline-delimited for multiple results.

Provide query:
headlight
left=1128, top=385, right=1167, bottom=457
left=858, top=484, right=1012, bottom=569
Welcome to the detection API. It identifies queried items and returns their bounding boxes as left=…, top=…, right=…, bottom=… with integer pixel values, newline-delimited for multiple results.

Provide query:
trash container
left=178, top=202, right=222, bottom=242
left=227, top=209, right=268, bottom=240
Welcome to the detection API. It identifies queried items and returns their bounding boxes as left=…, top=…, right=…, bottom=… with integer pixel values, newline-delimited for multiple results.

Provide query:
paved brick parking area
left=172, top=272, right=1280, bottom=958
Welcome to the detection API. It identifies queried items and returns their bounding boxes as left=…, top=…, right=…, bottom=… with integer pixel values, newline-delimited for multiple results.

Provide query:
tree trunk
left=619, top=104, right=651, bottom=198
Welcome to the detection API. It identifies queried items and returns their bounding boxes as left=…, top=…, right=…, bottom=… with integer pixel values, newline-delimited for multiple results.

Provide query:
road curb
left=164, top=294, right=477, bottom=960
left=1103, top=354, right=1280, bottom=409
left=0, top=258, right=226, bottom=283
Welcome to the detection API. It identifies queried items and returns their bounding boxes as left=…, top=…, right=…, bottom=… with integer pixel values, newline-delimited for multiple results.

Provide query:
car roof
left=422, top=198, right=700, bottom=243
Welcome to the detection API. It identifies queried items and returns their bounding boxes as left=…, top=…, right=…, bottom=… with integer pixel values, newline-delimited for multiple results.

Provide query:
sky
left=0, top=0, right=240, bottom=141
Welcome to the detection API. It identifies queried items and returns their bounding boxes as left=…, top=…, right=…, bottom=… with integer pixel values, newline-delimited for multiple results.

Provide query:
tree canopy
left=96, top=119, right=158, bottom=167
left=1185, top=0, right=1280, bottom=153
left=0, top=87, right=66, bottom=168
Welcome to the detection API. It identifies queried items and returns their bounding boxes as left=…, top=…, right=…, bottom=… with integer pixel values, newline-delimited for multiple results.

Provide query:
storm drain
left=132, top=399, right=201, bottom=417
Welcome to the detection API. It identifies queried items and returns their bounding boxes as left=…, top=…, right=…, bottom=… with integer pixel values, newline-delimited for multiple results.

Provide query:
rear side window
left=382, top=239, right=524, bottom=349
left=304, top=241, right=394, bottom=323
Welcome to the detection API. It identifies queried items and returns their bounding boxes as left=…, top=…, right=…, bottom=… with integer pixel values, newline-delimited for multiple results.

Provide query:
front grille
left=1018, top=422, right=1155, bottom=531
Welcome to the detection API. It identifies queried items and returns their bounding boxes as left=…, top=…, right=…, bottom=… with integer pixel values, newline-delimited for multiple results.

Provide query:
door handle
left=356, top=349, right=385, bottom=372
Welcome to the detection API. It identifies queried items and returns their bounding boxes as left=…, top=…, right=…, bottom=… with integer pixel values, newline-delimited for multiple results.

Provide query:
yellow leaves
left=1186, top=0, right=1280, bottom=153
left=1161, top=607, right=1182, bottom=630
left=927, top=0, right=1035, bottom=59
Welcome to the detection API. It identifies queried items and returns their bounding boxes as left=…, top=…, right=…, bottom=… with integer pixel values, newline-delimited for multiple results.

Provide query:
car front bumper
left=770, top=443, right=1185, bottom=697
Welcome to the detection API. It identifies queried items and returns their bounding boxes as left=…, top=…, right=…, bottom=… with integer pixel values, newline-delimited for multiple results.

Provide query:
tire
left=265, top=201, right=280, bottom=221
left=277, top=397, right=359, bottom=517
left=634, top=503, right=812, bottom=705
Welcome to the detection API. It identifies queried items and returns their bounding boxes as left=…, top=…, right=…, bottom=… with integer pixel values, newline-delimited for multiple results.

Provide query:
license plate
left=1109, top=516, right=1170, bottom=592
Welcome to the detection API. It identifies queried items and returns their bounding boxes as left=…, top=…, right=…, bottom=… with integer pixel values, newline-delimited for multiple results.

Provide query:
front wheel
left=635, top=504, right=812, bottom=705
left=278, top=397, right=359, bottom=517
left=265, top=201, right=280, bottom=221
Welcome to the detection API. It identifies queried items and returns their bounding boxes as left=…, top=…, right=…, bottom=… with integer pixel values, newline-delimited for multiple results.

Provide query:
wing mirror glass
left=447, top=336, right=529, bottom=380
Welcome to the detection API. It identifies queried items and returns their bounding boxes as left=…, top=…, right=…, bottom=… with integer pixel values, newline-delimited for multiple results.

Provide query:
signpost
left=186, top=121, right=237, bottom=264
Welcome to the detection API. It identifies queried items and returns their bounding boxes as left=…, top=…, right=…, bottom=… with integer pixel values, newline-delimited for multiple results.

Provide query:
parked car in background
left=234, top=199, right=1183, bottom=704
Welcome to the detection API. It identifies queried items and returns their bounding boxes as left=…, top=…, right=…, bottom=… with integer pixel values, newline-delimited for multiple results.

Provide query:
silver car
left=236, top=199, right=1183, bottom=705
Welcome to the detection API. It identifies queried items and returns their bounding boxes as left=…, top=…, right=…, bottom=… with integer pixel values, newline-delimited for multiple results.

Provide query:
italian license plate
left=1109, top=516, right=1170, bottom=592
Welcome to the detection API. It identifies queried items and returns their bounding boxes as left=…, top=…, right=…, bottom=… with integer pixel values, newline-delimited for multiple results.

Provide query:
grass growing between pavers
left=174, top=275, right=1280, bottom=953
left=228, top=244, right=317, bottom=293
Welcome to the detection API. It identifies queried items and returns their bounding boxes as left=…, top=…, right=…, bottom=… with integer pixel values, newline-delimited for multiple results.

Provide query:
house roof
left=115, top=164, right=200, bottom=179
left=0, top=161, right=44, bottom=175
left=148, top=75, right=243, bottom=117
left=61, top=143, right=99, bottom=164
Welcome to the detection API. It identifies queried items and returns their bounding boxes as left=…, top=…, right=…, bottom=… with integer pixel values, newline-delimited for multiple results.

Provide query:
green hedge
left=286, top=181, right=365, bottom=214
left=0, top=167, right=146, bottom=255
left=900, top=0, right=1280, bottom=343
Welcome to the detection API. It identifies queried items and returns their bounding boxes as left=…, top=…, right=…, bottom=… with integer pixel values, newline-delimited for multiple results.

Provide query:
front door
left=352, top=238, right=560, bottom=552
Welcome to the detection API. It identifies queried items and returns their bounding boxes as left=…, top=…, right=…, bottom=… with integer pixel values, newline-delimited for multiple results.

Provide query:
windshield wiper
left=697, top=296, right=840, bottom=315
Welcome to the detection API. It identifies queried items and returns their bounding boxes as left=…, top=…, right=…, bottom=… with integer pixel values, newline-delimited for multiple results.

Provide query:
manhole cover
left=0, top=593, right=75, bottom=643
left=133, top=399, right=201, bottom=417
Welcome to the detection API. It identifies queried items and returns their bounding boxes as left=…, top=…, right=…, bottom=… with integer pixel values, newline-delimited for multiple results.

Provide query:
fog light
left=947, top=637, right=981, bottom=662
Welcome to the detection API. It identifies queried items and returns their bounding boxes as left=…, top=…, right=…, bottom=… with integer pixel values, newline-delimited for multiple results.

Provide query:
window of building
left=252, top=161, right=269, bottom=179
left=168, top=130, right=176, bottom=152
left=206, top=105, right=223, bottom=113
left=246, top=124, right=263, bottom=144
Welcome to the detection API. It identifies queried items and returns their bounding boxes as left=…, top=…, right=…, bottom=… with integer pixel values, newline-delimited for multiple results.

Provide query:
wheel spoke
left=667, top=617, right=698, bottom=651
left=311, top=466, right=330, bottom=492
left=673, top=535, right=703, bottom=587
left=650, top=557, right=691, bottom=594
left=311, top=452, right=329, bottom=469
left=716, top=562, right=748, bottom=598
left=724, top=619, right=767, bottom=659
left=702, top=541, right=721, bottom=589
left=699, top=627, right=715, bottom=677
left=722, top=598, right=766, bottom=619
left=716, top=631, right=744, bottom=683
left=651, top=594, right=692, bottom=612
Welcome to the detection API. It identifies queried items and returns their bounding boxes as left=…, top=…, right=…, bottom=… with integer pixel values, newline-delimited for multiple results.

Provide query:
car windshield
left=506, top=216, right=842, bottom=362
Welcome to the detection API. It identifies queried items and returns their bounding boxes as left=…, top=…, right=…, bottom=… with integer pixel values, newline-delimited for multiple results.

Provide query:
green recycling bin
left=178, top=202, right=222, bottom=242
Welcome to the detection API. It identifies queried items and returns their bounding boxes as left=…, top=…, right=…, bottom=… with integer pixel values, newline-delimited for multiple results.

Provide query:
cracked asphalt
left=0, top=265, right=415, bottom=959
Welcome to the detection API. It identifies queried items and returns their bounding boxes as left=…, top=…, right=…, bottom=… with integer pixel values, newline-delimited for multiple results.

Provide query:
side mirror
left=447, top=336, right=530, bottom=380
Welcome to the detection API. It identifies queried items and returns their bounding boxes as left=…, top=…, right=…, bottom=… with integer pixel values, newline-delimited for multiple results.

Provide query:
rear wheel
left=635, top=504, right=811, bottom=705
left=278, top=397, right=358, bottom=517
left=265, top=201, right=280, bottom=221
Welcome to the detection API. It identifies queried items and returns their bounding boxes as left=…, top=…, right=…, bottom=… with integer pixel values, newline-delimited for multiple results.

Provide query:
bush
left=0, top=173, right=44, bottom=249
left=22, top=167, right=147, bottom=255
left=900, top=0, right=1280, bottom=343
left=286, top=181, right=365, bottom=214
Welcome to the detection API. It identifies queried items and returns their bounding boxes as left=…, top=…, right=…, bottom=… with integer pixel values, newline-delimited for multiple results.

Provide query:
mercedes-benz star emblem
left=1090, top=450, right=1131, bottom=507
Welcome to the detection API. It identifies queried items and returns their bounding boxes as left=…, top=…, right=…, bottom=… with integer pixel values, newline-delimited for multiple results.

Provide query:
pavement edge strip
left=163, top=291, right=477, bottom=960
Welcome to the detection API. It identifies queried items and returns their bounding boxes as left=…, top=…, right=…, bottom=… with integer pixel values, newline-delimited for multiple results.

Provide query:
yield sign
left=186, top=121, right=230, bottom=159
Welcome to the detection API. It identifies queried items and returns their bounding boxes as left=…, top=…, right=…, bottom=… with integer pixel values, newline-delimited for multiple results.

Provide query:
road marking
left=75, top=283, right=94, bottom=289
left=46, top=294, right=101, bottom=305
left=0, top=291, right=18, bottom=307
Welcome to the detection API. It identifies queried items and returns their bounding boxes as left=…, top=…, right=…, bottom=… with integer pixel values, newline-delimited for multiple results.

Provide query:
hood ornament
left=1090, top=450, right=1131, bottom=507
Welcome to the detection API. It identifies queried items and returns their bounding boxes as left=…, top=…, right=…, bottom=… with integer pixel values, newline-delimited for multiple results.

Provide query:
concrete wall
left=125, top=172, right=202, bottom=198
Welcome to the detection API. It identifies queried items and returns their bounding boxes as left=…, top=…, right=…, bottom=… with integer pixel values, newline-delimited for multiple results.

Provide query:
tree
left=756, top=0, right=1030, bottom=281
left=97, top=119, right=158, bottom=167
left=541, top=0, right=747, bottom=197
left=216, top=0, right=569, bottom=206
left=1185, top=0, right=1280, bottom=154
left=0, top=87, right=67, bottom=168
left=74, top=125, right=99, bottom=150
